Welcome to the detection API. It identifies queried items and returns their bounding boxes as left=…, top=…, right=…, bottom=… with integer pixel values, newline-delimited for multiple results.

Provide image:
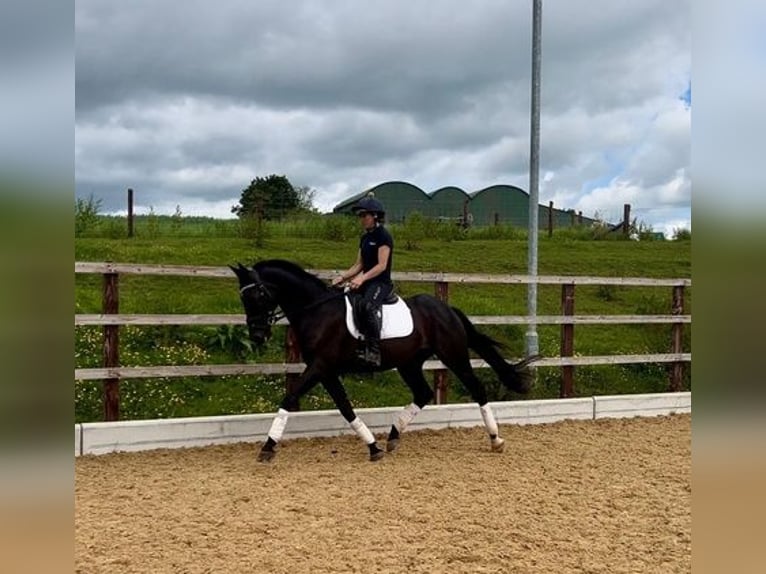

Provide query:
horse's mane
left=253, top=259, right=329, bottom=292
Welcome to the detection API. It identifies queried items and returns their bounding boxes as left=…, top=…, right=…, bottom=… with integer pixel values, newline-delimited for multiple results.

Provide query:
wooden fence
left=75, top=262, right=691, bottom=421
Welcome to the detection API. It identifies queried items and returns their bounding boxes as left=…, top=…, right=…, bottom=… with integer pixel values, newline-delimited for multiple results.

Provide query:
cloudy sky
left=76, top=0, right=691, bottom=235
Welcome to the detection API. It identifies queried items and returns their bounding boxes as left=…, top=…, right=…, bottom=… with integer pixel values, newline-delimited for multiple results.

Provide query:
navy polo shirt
left=359, top=224, right=393, bottom=283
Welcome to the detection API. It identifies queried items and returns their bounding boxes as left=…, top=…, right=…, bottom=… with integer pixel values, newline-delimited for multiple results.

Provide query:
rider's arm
left=335, top=251, right=363, bottom=283
left=356, top=245, right=390, bottom=283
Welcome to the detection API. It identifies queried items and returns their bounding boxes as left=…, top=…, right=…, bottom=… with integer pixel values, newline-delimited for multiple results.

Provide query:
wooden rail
left=75, top=313, right=691, bottom=326
left=76, top=262, right=691, bottom=421
left=75, top=262, right=692, bottom=287
left=75, top=354, right=692, bottom=381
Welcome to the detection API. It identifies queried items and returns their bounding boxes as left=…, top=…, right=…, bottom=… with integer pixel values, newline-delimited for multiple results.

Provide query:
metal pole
left=526, top=0, right=542, bottom=357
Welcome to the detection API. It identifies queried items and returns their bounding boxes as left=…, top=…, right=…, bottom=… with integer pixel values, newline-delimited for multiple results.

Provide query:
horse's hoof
left=386, top=438, right=400, bottom=452
left=491, top=437, right=506, bottom=453
left=257, top=450, right=276, bottom=463
left=369, top=449, right=385, bottom=462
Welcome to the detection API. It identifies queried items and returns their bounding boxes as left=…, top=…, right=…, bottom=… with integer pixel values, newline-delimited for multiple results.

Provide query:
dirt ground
left=76, top=414, right=691, bottom=574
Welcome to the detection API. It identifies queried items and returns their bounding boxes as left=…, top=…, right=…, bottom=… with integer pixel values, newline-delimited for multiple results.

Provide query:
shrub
left=237, top=213, right=267, bottom=246
left=75, top=194, right=101, bottom=237
left=205, top=325, right=254, bottom=360
left=101, top=216, right=127, bottom=239
left=468, top=224, right=526, bottom=240
left=321, top=214, right=358, bottom=241
left=673, top=227, right=691, bottom=241
left=145, top=206, right=161, bottom=239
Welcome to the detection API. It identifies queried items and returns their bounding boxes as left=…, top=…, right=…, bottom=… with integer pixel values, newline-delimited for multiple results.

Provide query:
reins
left=295, top=289, right=346, bottom=315
left=240, top=280, right=345, bottom=326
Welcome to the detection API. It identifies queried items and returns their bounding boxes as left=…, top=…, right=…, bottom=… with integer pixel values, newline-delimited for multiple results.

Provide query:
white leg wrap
left=349, top=417, right=375, bottom=445
left=480, top=403, right=499, bottom=437
left=394, top=403, right=422, bottom=433
left=267, top=408, right=290, bottom=443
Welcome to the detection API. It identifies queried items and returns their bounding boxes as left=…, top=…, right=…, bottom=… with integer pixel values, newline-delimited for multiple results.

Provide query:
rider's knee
left=364, top=301, right=381, bottom=322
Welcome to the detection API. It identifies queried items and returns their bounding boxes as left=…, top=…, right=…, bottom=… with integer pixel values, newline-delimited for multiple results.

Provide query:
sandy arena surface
left=76, top=414, right=691, bottom=573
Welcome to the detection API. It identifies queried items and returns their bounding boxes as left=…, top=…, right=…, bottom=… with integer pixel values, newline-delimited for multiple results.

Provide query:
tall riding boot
left=365, top=335, right=381, bottom=367
left=364, top=310, right=382, bottom=367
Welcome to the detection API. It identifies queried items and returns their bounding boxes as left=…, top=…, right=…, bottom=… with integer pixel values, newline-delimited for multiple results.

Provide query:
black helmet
left=351, top=196, right=385, bottom=218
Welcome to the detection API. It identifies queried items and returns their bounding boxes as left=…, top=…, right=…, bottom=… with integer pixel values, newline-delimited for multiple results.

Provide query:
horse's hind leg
left=387, top=363, right=434, bottom=452
left=439, top=353, right=506, bottom=453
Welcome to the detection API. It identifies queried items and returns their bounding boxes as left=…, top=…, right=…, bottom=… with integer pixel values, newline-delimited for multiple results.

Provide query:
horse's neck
left=267, top=270, right=326, bottom=315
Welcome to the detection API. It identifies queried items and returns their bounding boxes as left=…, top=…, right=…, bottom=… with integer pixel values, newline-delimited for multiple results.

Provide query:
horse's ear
left=229, top=263, right=244, bottom=277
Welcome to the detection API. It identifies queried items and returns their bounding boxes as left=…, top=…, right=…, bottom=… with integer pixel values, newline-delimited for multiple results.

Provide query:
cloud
left=76, top=0, right=691, bottom=231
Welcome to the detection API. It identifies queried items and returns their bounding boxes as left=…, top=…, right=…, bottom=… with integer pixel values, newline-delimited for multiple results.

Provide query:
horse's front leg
left=258, top=364, right=322, bottom=462
left=386, top=363, right=434, bottom=452
left=322, top=377, right=385, bottom=461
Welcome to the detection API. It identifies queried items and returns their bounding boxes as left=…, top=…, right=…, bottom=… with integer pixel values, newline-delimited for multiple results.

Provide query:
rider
left=332, top=195, right=394, bottom=367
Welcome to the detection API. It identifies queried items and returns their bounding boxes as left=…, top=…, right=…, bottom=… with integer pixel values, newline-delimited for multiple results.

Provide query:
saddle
left=345, top=294, right=414, bottom=340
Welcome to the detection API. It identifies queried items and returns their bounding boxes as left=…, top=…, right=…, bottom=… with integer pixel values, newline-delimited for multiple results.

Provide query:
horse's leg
left=322, top=377, right=385, bottom=461
left=258, top=364, right=323, bottom=462
left=439, top=353, right=506, bottom=453
left=386, top=363, right=434, bottom=452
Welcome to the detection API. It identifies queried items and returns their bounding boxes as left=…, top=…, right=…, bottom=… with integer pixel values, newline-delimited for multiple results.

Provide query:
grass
left=75, top=216, right=691, bottom=422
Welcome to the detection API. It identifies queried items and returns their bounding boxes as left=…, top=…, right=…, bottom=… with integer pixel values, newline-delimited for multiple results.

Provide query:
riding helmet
left=351, top=196, right=385, bottom=218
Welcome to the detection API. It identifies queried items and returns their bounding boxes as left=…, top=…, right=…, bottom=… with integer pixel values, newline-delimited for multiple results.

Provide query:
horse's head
left=230, top=263, right=279, bottom=345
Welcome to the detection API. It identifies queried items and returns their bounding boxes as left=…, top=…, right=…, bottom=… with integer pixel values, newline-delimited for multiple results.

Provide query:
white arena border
left=75, top=392, right=691, bottom=457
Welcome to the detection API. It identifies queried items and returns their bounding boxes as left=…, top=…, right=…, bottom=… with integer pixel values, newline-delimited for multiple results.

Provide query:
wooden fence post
left=127, top=188, right=134, bottom=238
left=560, top=283, right=575, bottom=397
left=285, top=326, right=302, bottom=410
left=669, top=286, right=685, bottom=391
left=623, top=204, right=631, bottom=237
left=434, top=281, right=450, bottom=403
left=102, top=272, right=120, bottom=421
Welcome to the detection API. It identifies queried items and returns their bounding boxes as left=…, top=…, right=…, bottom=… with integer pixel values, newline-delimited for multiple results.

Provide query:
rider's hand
left=331, top=274, right=345, bottom=287
left=349, top=275, right=364, bottom=290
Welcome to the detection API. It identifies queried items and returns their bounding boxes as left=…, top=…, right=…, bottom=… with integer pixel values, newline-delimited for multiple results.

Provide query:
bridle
left=239, top=274, right=285, bottom=328
left=239, top=268, right=346, bottom=331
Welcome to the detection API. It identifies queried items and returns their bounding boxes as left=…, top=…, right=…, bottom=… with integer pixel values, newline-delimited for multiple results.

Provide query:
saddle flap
left=344, top=295, right=414, bottom=340
left=349, top=293, right=368, bottom=332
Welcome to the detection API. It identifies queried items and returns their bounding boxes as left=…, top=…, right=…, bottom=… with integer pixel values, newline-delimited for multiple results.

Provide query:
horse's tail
left=451, top=306, right=538, bottom=394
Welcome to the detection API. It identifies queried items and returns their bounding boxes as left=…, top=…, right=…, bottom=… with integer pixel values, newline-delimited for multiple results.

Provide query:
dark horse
left=231, top=259, right=537, bottom=462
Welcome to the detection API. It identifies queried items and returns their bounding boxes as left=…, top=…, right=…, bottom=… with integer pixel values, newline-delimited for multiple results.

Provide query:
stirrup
left=365, top=347, right=381, bottom=366
left=357, top=346, right=381, bottom=366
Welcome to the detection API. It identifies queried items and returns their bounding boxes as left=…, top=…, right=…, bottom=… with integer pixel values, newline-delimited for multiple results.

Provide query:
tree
left=295, top=185, right=318, bottom=213
left=231, top=175, right=313, bottom=220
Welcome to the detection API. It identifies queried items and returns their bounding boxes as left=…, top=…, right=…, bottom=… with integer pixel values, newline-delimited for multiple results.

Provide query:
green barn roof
left=332, top=180, right=598, bottom=228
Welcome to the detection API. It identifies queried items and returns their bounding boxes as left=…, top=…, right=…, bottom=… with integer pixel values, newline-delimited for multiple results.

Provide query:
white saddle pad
left=344, top=296, right=414, bottom=340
